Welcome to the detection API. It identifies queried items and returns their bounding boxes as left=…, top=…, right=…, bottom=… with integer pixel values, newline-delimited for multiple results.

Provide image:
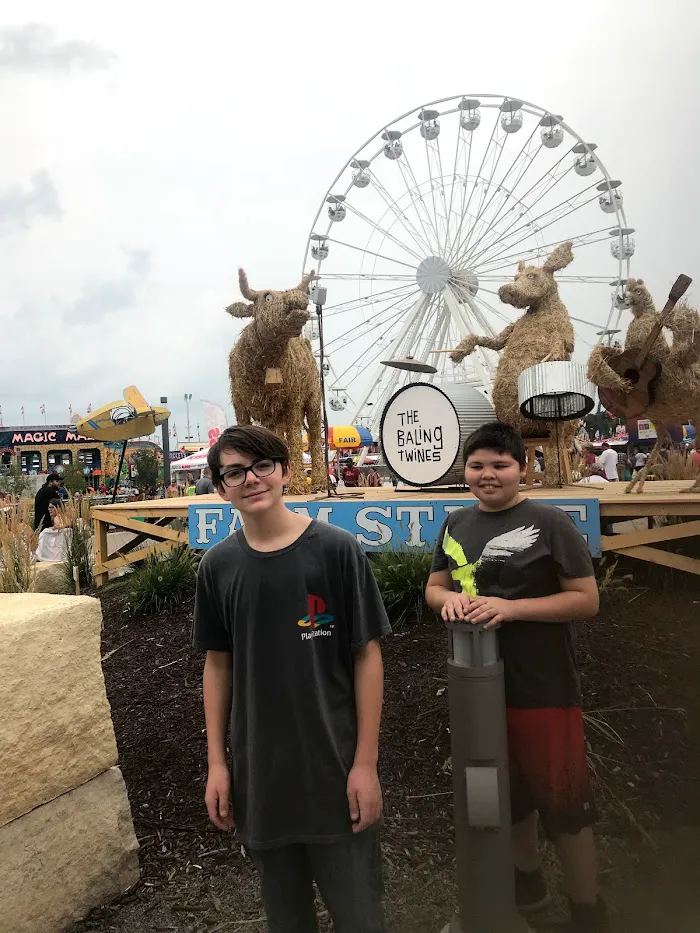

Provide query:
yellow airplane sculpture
left=74, top=386, right=170, bottom=442
left=74, top=387, right=170, bottom=501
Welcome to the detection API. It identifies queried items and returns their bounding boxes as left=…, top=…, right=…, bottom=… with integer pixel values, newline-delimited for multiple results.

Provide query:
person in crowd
left=577, top=465, right=609, bottom=485
left=33, top=472, right=62, bottom=530
left=193, top=426, right=391, bottom=932
left=598, top=443, right=619, bottom=481
left=366, top=465, right=382, bottom=488
left=184, top=473, right=197, bottom=496
left=583, top=447, right=597, bottom=469
left=341, top=457, right=361, bottom=488
left=426, top=422, right=606, bottom=932
left=166, top=479, right=180, bottom=497
left=57, top=479, right=69, bottom=501
left=195, top=467, right=216, bottom=495
left=633, top=448, right=648, bottom=472
left=47, top=498, right=69, bottom=528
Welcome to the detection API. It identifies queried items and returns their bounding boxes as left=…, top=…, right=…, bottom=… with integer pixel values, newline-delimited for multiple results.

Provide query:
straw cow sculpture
left=450, top=241, right=577, bottom=484
left=226, top=269, right=326, bottom=495
left=587, top=278, right=700, bottom=493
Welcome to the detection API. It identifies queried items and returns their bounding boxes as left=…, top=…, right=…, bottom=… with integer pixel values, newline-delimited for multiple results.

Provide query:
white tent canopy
left=171, top=448, right=208, bottom=472
left=171, top=447, right=313, bottom=476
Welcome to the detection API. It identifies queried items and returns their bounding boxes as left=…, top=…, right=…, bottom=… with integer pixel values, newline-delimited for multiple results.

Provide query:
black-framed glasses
left=220, top=458, right=283, bottom=488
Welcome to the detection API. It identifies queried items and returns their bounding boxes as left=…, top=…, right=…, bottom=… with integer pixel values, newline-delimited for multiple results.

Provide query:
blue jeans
left=248, top=830, right=386, bottom=933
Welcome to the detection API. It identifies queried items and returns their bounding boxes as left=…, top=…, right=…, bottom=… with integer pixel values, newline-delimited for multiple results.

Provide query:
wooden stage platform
left=91, top=481, right=700, bottom=585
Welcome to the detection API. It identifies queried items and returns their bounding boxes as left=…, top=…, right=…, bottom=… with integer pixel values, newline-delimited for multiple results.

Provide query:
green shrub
left=61, top=501, right=93, bottom=590
left=61, top=463, right=88, bottom=494
left=0, top=460, right=33, bottom=497
left=128, top=545, right=197, bottom=615
left=131, top=448, right=160, bottom=494
left=370, top=548, right=434, bottom=624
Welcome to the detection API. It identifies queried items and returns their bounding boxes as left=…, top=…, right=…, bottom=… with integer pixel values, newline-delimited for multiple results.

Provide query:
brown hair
left=207, top=426, right=290, bottom=487
left=462, top=421, right=526, bottom=468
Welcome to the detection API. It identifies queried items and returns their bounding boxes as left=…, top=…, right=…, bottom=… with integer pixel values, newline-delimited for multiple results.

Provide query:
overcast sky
left=1, top=0, right=698, bottom=439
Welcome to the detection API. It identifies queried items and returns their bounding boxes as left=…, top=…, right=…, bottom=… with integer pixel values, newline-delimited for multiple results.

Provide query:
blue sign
left=189, top=497, right=601, bottom=557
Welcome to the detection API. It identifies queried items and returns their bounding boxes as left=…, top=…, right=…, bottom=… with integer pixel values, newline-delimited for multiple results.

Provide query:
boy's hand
left=205, top=762, right=235, bottom=831
left=465, top=596, right=515, bottom=629
left=441, top=591, right=472, bottom=622
left=347, top=763, right=382, bottom=833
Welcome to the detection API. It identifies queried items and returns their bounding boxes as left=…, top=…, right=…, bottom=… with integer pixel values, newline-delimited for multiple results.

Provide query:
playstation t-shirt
left=192, top=520, right=391, bottom=850
left=431, top=499, right=594, bottom=709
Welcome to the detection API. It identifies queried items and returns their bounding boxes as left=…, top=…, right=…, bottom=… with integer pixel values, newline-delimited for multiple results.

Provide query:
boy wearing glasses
left=192, top=426, right=390, bottom=933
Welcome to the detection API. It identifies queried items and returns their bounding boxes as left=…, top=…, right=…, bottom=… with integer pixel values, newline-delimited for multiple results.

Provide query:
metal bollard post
left=440, top=622, right=532, bottom=933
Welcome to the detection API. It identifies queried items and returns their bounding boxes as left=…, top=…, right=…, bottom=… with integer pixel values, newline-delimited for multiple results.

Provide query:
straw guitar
left=598, top=274, right=692, bottom=419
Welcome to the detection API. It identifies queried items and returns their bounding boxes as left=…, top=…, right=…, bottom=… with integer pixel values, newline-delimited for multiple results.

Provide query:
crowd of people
left=578, top=440, right=699, bottom=484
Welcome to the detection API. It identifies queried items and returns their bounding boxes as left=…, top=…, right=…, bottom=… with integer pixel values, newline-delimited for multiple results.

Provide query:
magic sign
left=0, top=429, right=90, bottom=447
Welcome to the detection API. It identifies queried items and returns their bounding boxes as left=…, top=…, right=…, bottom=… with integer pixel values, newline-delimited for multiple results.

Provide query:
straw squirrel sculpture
left=586, top=278, right=700, bottom=493
left=226, top=269, right=327, bottom=495
left=450, top=241, right=578, bottom=484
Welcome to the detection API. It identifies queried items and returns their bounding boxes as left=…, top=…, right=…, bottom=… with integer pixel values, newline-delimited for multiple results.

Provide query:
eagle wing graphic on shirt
left=442, top=527, right=481, bottom=596
left=480, top=525, right=540, bottom=560
left=443, top=523, right=541, bottom=596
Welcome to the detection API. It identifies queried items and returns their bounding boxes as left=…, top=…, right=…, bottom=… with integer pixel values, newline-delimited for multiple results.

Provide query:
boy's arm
left=203, top=651, right=235, bottom=830
left=347, top=639, right=384, bottom=833
left=465, top=576, right=599, bottom=628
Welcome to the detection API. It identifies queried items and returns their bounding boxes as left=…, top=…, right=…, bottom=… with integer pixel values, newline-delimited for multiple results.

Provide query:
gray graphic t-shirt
left=192, top=520, right=391, bottom=849
left=431, top=498, right=594, bottom=708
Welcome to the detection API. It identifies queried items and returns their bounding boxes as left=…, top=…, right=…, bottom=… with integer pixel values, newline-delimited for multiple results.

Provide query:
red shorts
left=507, top=706, right=597, bottom=840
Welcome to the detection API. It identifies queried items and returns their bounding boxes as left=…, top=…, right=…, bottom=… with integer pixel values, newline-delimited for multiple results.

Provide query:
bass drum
left=379, top=382, right=496, bottom=487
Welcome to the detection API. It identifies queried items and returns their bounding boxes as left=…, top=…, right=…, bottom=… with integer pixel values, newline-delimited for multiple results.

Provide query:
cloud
left=0, top=170, right=61, bottom=235
left=65, top=247, right=151, bottom=323
left=0, top=23, right=115, bottom=72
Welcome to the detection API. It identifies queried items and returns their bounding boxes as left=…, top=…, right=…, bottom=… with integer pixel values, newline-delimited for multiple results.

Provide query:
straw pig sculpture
left=226, top=268, right=327, bottom=495
left=450, top=241, right=577, bottom=485
left=586, top=278, right=700, bottom=493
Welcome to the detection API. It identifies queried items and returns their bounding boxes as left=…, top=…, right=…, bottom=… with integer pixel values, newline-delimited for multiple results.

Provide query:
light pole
left=312, top=283, right=332, bottom=495
left=184, top=393, right=192, bottom=441
left=160, top=396, right=171, bottom=488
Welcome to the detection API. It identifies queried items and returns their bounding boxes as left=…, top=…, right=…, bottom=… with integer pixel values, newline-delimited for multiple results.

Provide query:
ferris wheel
left=302, top=93, right=633, bottom=429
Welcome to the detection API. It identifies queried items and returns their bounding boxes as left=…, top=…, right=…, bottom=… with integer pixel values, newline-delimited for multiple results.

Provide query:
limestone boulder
left=0, top=766, right=139, bottom=933
left=0, top=594, right=118, bottom=828
left=30, top=561, right=73, bottom=595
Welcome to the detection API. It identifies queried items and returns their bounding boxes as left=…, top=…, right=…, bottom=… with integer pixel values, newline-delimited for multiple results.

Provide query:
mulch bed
left=70, top=571, right=700, bottom=932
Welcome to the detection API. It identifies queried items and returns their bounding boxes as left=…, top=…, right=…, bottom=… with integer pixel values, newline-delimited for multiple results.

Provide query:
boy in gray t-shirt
left=192, top=426, right=390, bottom=933
left=426, top=422, right=607, bottom=933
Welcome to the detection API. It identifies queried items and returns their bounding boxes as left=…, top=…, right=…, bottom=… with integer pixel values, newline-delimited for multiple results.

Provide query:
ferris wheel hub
left=416, top=255, right=451, bottom=294
left=416, top=255, right=479, bottom=298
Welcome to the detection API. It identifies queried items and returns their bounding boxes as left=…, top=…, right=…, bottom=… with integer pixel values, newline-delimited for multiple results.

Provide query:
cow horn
left=299, top=269, right=316, bottom=292
left=238, top=268, right=258, bottom=300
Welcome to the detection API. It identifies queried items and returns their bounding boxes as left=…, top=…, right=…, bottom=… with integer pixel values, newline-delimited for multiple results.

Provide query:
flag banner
left=201, top=400, right=228, bottom=447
